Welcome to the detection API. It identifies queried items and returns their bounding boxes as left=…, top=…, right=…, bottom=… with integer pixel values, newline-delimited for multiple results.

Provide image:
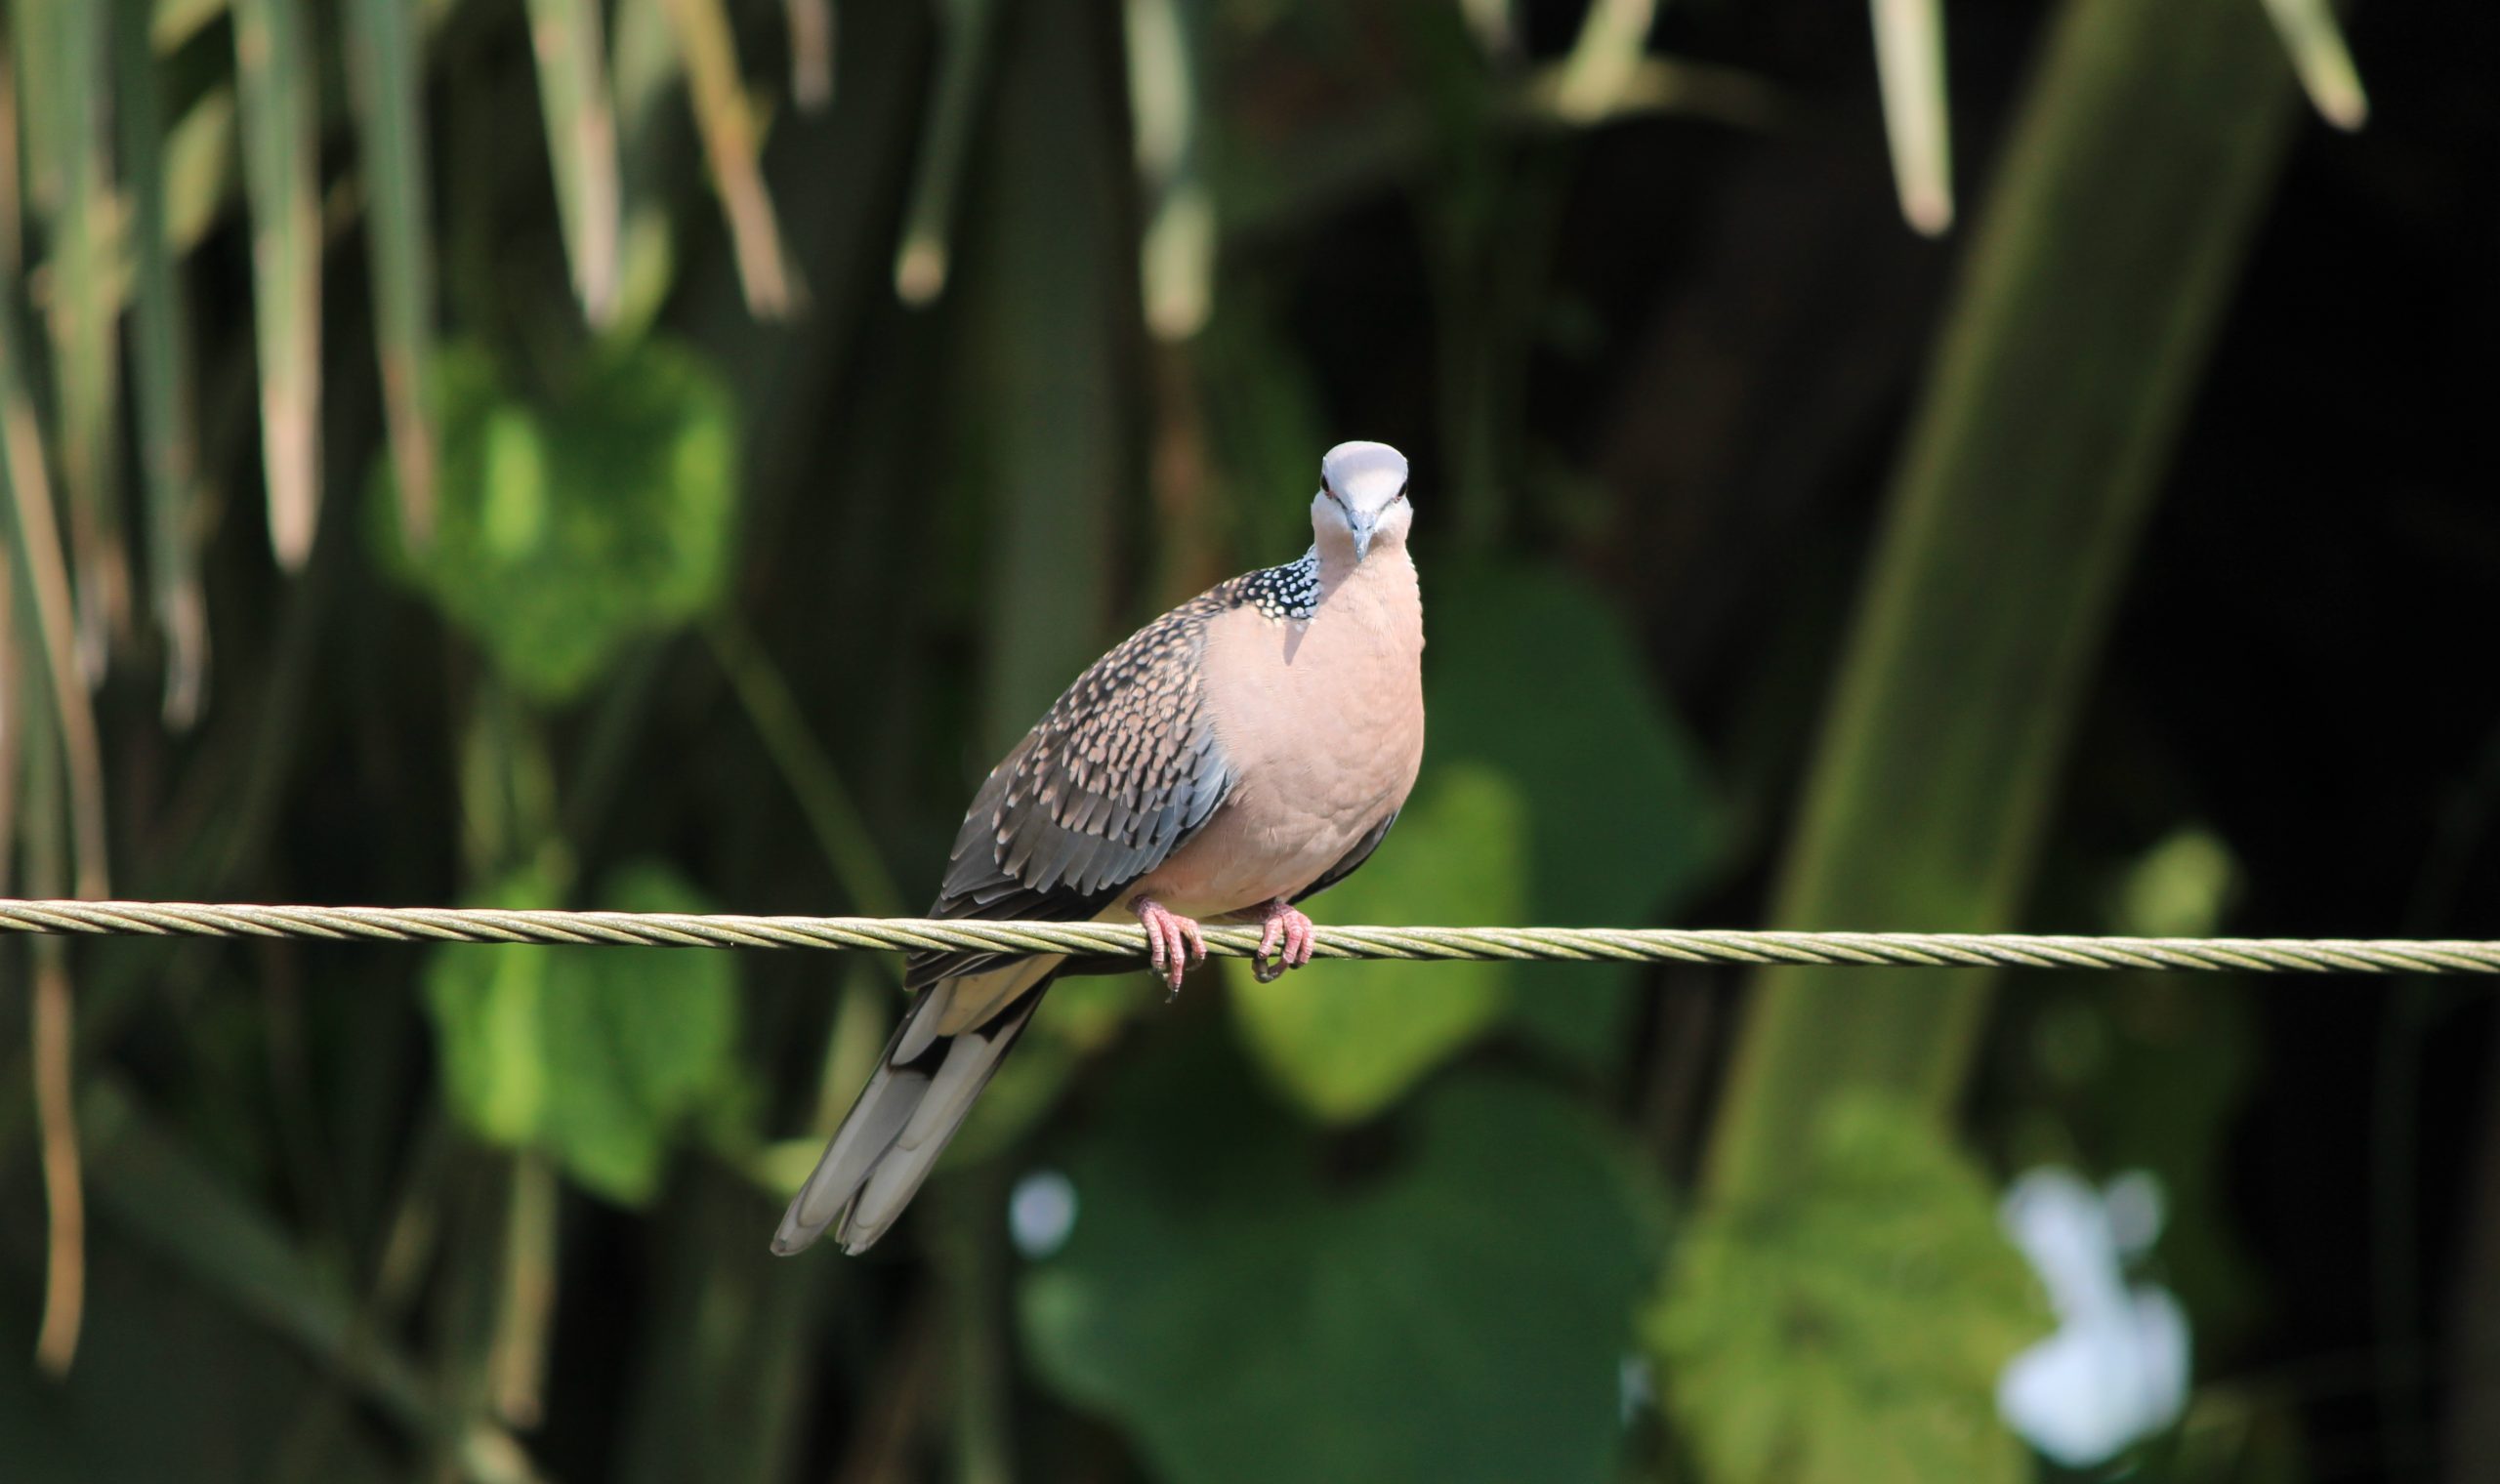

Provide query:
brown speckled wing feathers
left=904, top=585, right=1246, bottom=991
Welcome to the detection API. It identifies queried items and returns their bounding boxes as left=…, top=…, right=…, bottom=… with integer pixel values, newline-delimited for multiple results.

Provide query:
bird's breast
left=1138, top=554, right=1425, bottom=917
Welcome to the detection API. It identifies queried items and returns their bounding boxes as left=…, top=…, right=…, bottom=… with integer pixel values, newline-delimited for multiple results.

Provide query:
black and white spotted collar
left=1234, top=548, right=1321, bottom=623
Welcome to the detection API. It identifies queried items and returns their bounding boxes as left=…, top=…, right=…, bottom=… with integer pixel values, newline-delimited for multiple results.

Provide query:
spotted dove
left=772, top=441, right=1425, bottom=1256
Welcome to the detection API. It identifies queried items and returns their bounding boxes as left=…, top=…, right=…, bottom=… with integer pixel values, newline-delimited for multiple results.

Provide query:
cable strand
left=2, top=899, right=2499, bottom=974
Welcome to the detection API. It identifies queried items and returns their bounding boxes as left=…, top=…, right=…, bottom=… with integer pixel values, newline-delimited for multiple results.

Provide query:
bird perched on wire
left=773, top=440, right=1425, bottom=1257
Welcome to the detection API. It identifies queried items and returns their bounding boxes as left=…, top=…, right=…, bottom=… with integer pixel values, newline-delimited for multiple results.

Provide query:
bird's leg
left=1244, top=897, right=1316, bottom=984
left=1129, top=894, right=1205, bottom=994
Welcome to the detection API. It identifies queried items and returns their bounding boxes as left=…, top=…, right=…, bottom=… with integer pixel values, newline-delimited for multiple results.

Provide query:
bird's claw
left=1131, top=896, right=1204, bottom=995
left=1251, top=900, right=1316, bottom=984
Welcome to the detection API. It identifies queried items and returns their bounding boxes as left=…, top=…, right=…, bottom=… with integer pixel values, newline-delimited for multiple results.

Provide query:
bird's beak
left=1349, top=511, right=1377, bottom=561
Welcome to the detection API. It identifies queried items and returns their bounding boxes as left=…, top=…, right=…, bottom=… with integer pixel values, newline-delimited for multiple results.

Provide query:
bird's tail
left=771, top=964, right=1053, bottom=1257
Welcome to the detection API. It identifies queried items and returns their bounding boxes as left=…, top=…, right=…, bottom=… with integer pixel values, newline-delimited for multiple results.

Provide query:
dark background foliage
left=2, top=0, right=2495, bottom=1480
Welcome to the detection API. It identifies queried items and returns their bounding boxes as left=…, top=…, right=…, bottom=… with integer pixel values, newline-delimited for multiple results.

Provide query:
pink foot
left=1249, top=898, right=1316, bottom=984
left=1130, top=894, right=1205, bottom=993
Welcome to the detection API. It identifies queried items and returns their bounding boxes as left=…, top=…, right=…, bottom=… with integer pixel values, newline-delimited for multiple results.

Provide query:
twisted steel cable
left=2, top=898, right=2497, bottom=974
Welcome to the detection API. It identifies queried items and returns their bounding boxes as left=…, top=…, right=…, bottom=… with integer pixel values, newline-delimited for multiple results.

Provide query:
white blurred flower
left=1996, top=1167, right=2191, bottom=1467
left=1010, top=1169, right=1079, bottom=1258
left=1618, top=1353, right=1654, bottom=1427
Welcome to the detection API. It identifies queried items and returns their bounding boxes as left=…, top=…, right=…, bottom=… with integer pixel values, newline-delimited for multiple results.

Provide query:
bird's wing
left=1292, top=807, right=1400, bottom=904
left=774, top=588, right=1249, bottom=1257
left=905, top=585, right=1244, bottom=997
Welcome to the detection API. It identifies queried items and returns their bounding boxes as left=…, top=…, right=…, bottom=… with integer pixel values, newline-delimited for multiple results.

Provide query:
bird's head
left=1312, top=441, right=1412, bottom=563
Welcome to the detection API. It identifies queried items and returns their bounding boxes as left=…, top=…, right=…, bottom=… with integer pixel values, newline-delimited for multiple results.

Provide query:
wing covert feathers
left=907, top=578, right=1260, bottom=992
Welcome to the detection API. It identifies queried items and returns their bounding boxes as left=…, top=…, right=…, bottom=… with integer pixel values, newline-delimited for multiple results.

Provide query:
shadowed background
left=0, top=0, right=2494, bottom=1480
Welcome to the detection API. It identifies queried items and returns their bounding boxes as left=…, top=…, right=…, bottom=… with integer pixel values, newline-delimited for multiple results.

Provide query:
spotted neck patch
left=1234, top=548, right=1322, bottom=623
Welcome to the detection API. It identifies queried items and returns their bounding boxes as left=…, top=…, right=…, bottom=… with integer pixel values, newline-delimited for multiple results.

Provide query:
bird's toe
left=1285, top=910, right=1316, bottom=968
left=1132, top=896, right=1204, bottom=994
left=1248, top=900, right=1317, bottom=980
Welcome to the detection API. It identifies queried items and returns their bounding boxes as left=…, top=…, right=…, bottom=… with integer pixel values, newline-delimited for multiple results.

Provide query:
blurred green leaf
left=657, top=0, right=798, bottom=317
left=116, top=0, right=210, bottom=725
left=33, top=0, right=128, bottom=655
left=1429, top=562, right=1723, bottom=1064
left=783, top=0, right=834, bottom=110
left=345, top=0, right=442, bottom=541
left=150, top=0, right=229, bottom=54
left=892, top=0, right=999, bottom=305
left=426, top=861, right=743, bottom=1205
left=1870, top=0, right=1954, bottom=235
left=1022, top=1035, right=1663, bottom=1484
left=73, top=1078, right=537, bottom=1481
left=963, top=0, right=1126, bottom=749
left=1197, top=298, right=1331, bottom=560
left=164, top=85, right=235, bottom=253
left=2258, top=0, right=2368, bottom=130
left=0, top=286, right=111, bottom=898
left=81, top=1077, right=409, bottom=1416
left=0, top=1229, right=399, bottom=1483
left=1649, top=1094, right=2048, bottom=1484
left=1553, top=0, right=1656, bottom=124
left=1229, top=763, right=1523, bottom=1121
left=524, top=0, right=623, bottom=322
left=230, top=0, right=323, bottom=566
left=374, top=339, right=738, bottom=702
left=1125, top=0, right=1212, bottom=339
left=2114, top=827, right=2237, bottom=940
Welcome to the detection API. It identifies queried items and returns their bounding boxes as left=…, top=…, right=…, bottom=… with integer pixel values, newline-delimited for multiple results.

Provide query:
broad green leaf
left=373, top=339, right=738, bottom=702
left=1649, top=1095, right=2049, bottom=1484
left=1229, top=763, right=1523, bottom=1121
left=425, top=861, right=743, bottom=1205
left=1021, top=1035, right=1664, bottom=1484
left=1428, top=563, right=1722, bottom=1066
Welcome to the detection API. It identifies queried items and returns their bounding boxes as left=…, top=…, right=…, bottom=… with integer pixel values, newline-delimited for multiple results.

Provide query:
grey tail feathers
left=770, top=981, right=1049, bottom=1257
